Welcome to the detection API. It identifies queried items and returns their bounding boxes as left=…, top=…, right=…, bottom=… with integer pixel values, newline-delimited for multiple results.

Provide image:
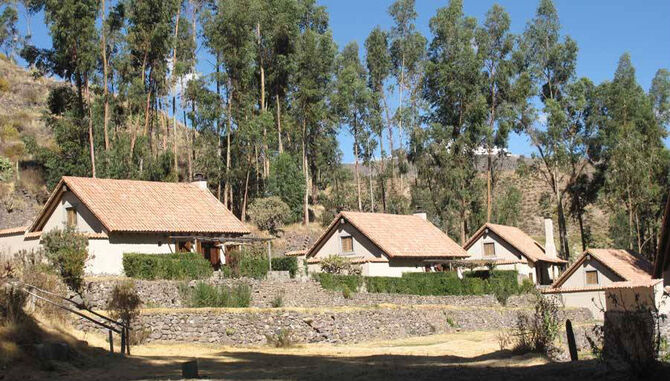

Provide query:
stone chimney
left=544, top=218, right=557, bottom=258
left=413, top=211, right=427, bottom=221
left=192, top=173, right=208, bottom=191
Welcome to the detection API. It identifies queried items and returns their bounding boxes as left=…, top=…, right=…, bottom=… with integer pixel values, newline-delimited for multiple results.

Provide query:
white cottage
left=306, top=211, right=469, bottom=277
left=0, top=176, right=250, bottom=274
left=462, top=220, right=567, bottom=285
left=543, top=248, right=664, bottom=319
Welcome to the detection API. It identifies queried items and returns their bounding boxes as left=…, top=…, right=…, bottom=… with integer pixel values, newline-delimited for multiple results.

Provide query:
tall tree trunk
left=556, top=189, right=570, bottom=260
left=577, top=209, right=586, bottom=251
left=172, top=5, right=181, bottom=178
left=189, top=101, right=195, bottom=181
left=368, top=166, right=375, bottom=212
left=302, top=118, right=309, bottom=225
left=276, top=94, right=283, bottom=153
left=224, top=88, right=232, bottom=209
left=256, top=23, right=269, bottom=178
left=85, top=75, right=96, bottom=178
left=216, top=56, right=222, bottom=200
left=353, top=121, right=362, bottom=211
left=100, top=0, right=110, bottom=151
left=486, top=152, right=492, bottom=222
left=242, top=165, right=250, bottom=222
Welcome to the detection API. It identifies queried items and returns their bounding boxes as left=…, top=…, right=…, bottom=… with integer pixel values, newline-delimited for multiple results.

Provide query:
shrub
left=271, top=257, right=298, bottom=278
left=123, top=253, right=213, bottom=280
left=267, top=153, right=305, bottom=222
left=0, top=284, right=27, bottom=325
left=0, top=77, right=9, bottom=93
left=182, top=282, right=251, bottom=308
left=0, top=156, right=12, bottom=182
left=107, top=281, right=142, bottom=327
left=513, top=294, right=561, bottom=355
left=270, top=292, right=284, bottom=308
left=225, top=248, right=269, bottom=279
left=265, top=328, right=295, bottom=348
left=42, top=228, right=89, bottom=295
left=248, top=196, right=290, bottom=234
left=341, top=285, right=353, bottom=299
left=320, top=255, right=359, bottom=275
left=313, top=273, right=362, bottom=292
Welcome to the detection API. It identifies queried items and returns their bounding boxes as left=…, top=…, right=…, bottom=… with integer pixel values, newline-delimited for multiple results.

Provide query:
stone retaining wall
left=76, top=305, right=593, bottom=346
left=83, top=277, right=535, bottom=309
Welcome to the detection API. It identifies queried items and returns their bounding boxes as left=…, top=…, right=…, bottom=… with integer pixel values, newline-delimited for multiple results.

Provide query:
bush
left=248, top=196, right=290, bottom=234
left=513, top=294, right=561, bottom=355
left=313, top=273, right=362, bottom=292
left=265, top=328, right=295, bottom=348
left=182, top=282, right=251, bottom=308
left=319, top=255, right=360, bottom=275
left=225, top=248, right=270, bottom=279
left=42, top=228, right=89, bottom=295
left=0, top=77, right=9, bottom=93
left=271, top=257, right=298, bottom=278
left=267, top=153, right=306, bottom=222
left=123, top=253, right=213, bottom=280
left=107, top=281, right=142, bottom=326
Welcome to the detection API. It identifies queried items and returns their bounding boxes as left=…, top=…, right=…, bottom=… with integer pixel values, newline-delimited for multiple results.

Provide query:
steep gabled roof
left=552, top=248, right=656, bottom=289
left=0, top=225, right=28, bottom=237
left=29, top=177, right=250, bottom=235
left=307, top=211, right=468, bottom=259
left=463, top=223, right=567, bottom=264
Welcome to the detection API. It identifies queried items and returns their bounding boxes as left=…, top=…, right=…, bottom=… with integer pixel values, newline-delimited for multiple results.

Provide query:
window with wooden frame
left=341, top=236, right=353, bottom=253
left=66, top=207, right=77, bottom=228
left=585, top=270, right=599, bottom=285
left=483, top=242, right=496, bottom=257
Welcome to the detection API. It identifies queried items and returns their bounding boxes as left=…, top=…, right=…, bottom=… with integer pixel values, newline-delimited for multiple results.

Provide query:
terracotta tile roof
left=307, top=256, right=389, bottom=264
left=464, top=223, right=567, bottom=264
left=284, top=249, right=307, bottom=257
left=551, top=248, right=656, bottom=289
left=0, top=225, right=28, bottom=236
left=308, top=211, right=468, bottom=259
left=542, top=279, right=662, bottom=294
left=30, top=177, right=250, bottom=235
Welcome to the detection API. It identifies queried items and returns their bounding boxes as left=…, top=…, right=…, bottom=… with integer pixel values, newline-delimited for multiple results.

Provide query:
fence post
left=108, top=330, right=114, bottom=354
left=120, top=327, right=126, bottom=357
left=566, top=319, right=578, bottom=361
left=126, top=326, right=131, bottom=355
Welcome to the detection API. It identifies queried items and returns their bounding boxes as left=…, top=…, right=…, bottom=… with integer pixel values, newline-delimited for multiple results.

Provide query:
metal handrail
left=16, top=281, right=131, bottom=355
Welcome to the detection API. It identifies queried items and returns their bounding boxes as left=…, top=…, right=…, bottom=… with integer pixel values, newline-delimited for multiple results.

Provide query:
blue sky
left=14, top=0, right=670, bottom=163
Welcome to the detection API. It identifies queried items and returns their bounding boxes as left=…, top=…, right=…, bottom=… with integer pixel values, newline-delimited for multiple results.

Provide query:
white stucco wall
left=42, top=191, right=103, bottom=233
left=0, top=233, right=40, bottom=260
left=86, top=233, right=177, bottom=275
left=552, top=290, right=607, bottom=320
left=312, top=221, right=386, bottom=262
left=561, top=257, right=623, bottom=289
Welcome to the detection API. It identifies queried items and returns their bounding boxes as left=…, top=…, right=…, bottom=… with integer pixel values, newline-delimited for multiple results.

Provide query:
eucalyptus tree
left=334, top=42, right=372, bottom=212
left=292, top=0, right=336, bottom=224
left=388, top=0, right=425, bottom=164
left=520, top=0, right=585, bottom=259
left=591, top=54, right=668, bottom=256
left=418, top=0, right=487, bottom=244
left=0, top=1, right=18, bottom=59
left=475, top=4, right=527, bottom=222
left=203, top=0, right=256, bottom=209
left=24, top=0, right=100, bottom=177
left=650, top=68, right=670, bottom=128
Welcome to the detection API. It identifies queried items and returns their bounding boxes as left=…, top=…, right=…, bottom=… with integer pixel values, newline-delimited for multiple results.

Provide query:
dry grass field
left=5, top=318, right=661, bottom=381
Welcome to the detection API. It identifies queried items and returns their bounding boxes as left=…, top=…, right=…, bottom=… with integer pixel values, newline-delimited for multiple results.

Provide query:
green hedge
left=312, top=273, right=363, bottom=292
left=123, top=253, right=213, bottom=280
left=314, top=270, right=524, bottom=304
left=271, top=257, right=298, bottom=278
left=180, top=282, right=251, bottom=308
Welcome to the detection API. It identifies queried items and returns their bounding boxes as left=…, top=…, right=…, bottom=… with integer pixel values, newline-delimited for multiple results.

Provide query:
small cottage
left=305, top=211, right=469, bottom=277
left=543, top=248, right=664, bottom=319
left=0, top=176, right=250, bottom=274
left=462, top=219, right=567, bottom=285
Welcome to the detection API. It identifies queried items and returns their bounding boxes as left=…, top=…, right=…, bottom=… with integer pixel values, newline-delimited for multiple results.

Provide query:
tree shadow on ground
left=15, top=347, right=669, bottom=381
